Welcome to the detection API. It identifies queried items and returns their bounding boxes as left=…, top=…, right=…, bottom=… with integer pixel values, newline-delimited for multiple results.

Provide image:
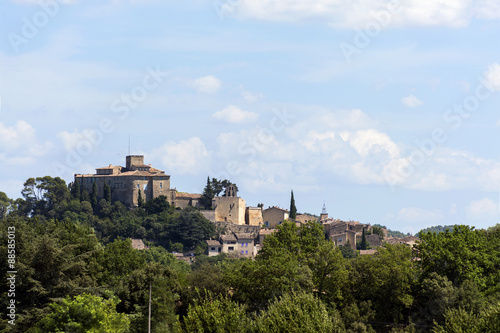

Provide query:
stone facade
left=75, top=155, right=174, bottom=208
left=295, top=213, right=317, bottom=224
left=262, top=206, right=289, bottom=228
left=206, top=232, right=256, bottom=257
left=212, top=185, right=246, bottom=225
left=245, top=207, right=263, bottom=226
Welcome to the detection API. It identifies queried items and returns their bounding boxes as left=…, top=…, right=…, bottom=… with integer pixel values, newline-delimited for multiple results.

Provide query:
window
left=211, top=247, right=216, bottom=251
left=241, top=251, right=244, bottom=254
left=136, top=184, right=140, bottom=189
left=338, top=238, right=343, bottom=243
left=245, top=243, right=248, bottom=247
left=245, top=251, right=248, bottom=255
left=241, top=243, right=244, bottom=247
left=160, top=182, right=163, bottom=189
left=228, top=247, right=234, bottom=251
left=143, top=184, right=147, bottom=191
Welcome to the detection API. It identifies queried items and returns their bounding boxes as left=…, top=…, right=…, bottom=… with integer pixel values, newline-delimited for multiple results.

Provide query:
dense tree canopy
left=1, top=176, right=500, bottom=332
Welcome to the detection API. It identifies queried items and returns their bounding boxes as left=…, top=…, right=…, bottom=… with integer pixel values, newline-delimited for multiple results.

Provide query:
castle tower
left=225, top=184, right=238, bottom=197
left=213, top=184, right=245, bottom=225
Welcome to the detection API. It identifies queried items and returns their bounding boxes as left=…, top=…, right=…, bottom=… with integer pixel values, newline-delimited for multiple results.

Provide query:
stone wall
left=245, top=207, right=263, bottom=226
left=213, top=196, right=246, bottom=225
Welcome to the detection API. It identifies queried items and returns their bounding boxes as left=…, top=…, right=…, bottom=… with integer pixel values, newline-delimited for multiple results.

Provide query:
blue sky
left=1, top=0, right=500, bottom=233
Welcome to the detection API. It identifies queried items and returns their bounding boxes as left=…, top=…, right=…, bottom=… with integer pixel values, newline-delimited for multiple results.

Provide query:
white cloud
left=465, top=198, right=499, bottom=220
left=192, top=75, right=221, bottom=94
left=57, top=129, right=102, bottom=152
left=241, top=90, right=264, bottom=103
left=151, top=137, right=210, bottom=175
left=227, top=0, right=499, bottom=28
left=0, top=121, right=52, bottom=165
left=394, top=207, right=444, bottom=223
left=212, top=105, right=259, bottom=124
left=401, top=94, right=423, bottom=108
left=483, top=63, right=500, bottom=92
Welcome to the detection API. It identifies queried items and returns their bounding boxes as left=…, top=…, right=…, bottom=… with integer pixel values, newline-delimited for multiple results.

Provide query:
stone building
left=262, top=206, right=289, bottom=228
left=75, top=155, right=174, bottom=208
left=206, top=232, right=256, bottom=257
left=212, top=184, right=246, bottom=225
left=245, top=206, right=264, bottom=226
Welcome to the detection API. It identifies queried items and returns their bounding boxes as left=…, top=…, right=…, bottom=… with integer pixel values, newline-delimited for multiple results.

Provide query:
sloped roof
left=235, top=233, right=253, bottom=240
left=206, top=240, right=222, bottom=247
left=221, top=234, right=237, bottom=242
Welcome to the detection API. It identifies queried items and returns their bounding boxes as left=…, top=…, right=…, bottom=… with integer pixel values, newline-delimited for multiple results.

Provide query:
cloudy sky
left=2, top=0, right=500, bottom=233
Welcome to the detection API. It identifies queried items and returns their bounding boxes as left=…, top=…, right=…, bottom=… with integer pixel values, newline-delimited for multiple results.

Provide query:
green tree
left=183, top=295, right=250, bottom=333
left=32, top=294, right=129, bottom=333
left=71, top=180, right=81, bottom=201
left=103, top=181, right=112, bottom=203
left=0, top=191, right=13, bottom=219
left=289, top=190, right=297, bottom=220
left=200, top=177, right=215, bottom=209
left=416, top=225, right=498, bottom=291
left=144, top=195, right=171, bottom=215
left=433, top=303, right=500, bottom=333
left=255, top=291, right=345, bottom=333
left=339, top=242, right=357, bottom=259
left=349, top=244, right=417, bottom=323
left=137, top=189, right=144, bottom=208
left=360, top=228, right=368, bottom=250
left=91, top=181, right=98, bottom=212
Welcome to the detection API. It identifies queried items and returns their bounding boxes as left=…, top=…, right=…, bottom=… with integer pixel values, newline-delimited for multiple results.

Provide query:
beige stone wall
left=213, top=197, right=246, bottom=225
left=295, top=214, right=317, bottom=223
left=262, top=208, right=289, bottom=228
left=245, top=207, right=263, bottom=226
left=77, top=174, right=172, bottom=208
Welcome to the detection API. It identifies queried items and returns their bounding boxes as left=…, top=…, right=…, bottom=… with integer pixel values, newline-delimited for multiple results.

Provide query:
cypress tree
left=81, top=190, right=90, bottom=203
left=103, top=182, right=112, bottom=203
left=361, top=228, right=367, bottom=251
left=289, top=190, right=297, bottom=220
left=201, top=176, right=215, bottom=210
left=71, top=180, right=80, bottom=201
left=91, top=182, right=98, bottom=212
left=138, top=189, right=144, bottom=208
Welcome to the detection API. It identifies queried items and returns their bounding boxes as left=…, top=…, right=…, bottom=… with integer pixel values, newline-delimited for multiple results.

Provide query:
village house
left=262, top=206, right=289, bottom=228
left=206, top=232, right=256, bottom=258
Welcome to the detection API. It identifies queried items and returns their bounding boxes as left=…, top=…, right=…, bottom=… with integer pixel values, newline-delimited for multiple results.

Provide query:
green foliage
left=339, top=242, right=357, bottom=259
left=289, top=190, right=297, bottom=220
left=200, top=177, right=232, bottom=209
left=360, top=228, right=368, bottom=250
left=417, top=225, right=455, bottom=236
left=255, top=291, right=345, bottom=333
left=349, top=244, right=416, bottom=323
left=137, top=189, right=144, bottom=207
left=103, top=181, right=112, bottom=203
left=183, top=295, right=250, bottom=333
left=31, top=293, right=130, bottom=333
left=371, top=226, right=384, bottom=240
left=432, top=303, right=500, bottom=333
left=0, top=191, right=13, bottom=219
left=416, top=225, right=499, bottom=292
left=91, top=181, right=98, bottom=212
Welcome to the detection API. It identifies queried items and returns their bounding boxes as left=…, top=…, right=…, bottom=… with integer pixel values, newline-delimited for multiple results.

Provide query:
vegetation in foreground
left=1, top=177, right=500, bottom=332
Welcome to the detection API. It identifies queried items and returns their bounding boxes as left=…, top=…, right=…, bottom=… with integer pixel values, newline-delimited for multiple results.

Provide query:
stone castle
left=74, top=155, right=264, bottom=226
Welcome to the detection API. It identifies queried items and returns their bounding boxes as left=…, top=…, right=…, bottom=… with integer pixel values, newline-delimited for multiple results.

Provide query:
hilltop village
left=75, top=154, right=419, bottom=258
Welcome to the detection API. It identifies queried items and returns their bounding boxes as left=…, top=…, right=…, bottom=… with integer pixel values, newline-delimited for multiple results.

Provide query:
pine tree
left=361, top=228, right=367, bottom=250
left=289, top=190, right=297, bottom=220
